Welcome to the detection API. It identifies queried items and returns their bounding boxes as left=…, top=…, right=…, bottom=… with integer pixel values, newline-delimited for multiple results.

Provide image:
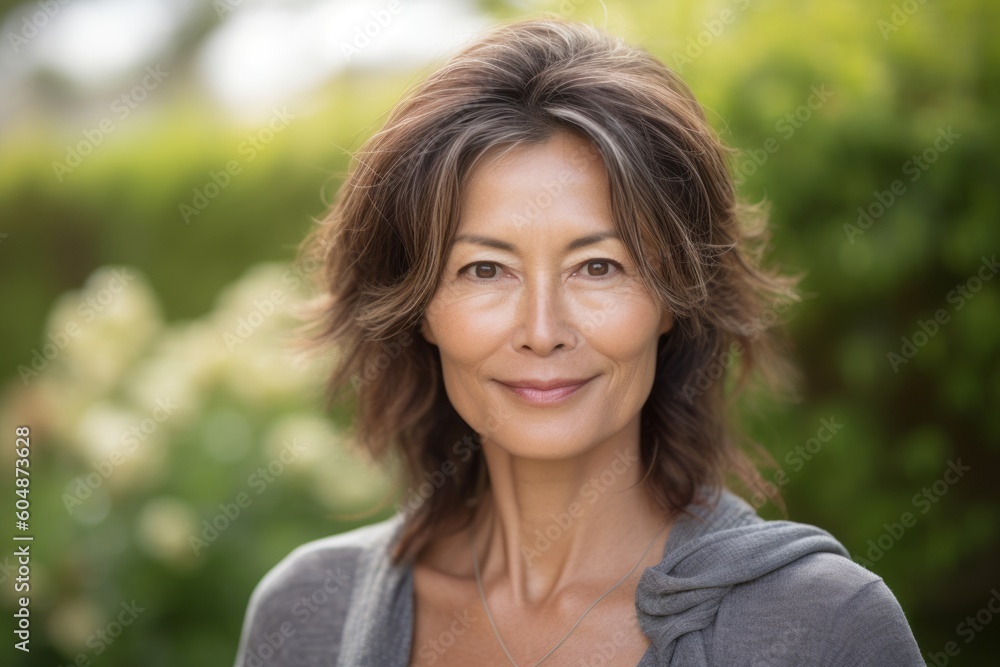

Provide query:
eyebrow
left=453, top=230, right=620, bottom=253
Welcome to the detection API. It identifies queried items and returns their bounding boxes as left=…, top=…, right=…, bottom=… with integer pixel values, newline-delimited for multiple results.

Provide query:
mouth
left=495, top=377, right=595, bottom=406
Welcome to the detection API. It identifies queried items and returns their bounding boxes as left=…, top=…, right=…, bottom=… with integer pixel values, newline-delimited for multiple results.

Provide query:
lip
left=496, top=377, right=595, bottom=406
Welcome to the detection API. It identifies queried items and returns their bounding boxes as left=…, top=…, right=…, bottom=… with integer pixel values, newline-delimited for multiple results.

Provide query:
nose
left=511, top=274, right=579, bottom=354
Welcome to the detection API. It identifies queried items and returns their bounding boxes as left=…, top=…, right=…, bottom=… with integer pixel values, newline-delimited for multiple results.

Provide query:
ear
left=658, top=309, right=674, bottom=337
left=420, top=316, right=437, bottom=345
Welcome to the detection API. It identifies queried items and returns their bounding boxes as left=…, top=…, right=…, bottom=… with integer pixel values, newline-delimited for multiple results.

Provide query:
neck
left=470, top=417, right=671, bottom=607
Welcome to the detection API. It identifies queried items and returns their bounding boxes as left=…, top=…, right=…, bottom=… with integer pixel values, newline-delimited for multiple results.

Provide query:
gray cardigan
left=232, top=488, right=924, bottom=666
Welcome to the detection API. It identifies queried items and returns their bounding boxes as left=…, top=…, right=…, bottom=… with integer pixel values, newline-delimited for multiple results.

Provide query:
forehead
left=457, top=131, right=614, bottom=241
left=468, top=131, right=605, bottom=188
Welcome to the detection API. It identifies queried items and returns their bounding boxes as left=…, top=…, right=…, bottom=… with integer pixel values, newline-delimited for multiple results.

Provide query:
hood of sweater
left=335, top=486, right=852, bottom=667
left=633, top=486, right=851, bottom=666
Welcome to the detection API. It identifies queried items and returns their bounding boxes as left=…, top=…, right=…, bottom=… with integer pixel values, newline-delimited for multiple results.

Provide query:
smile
left=496, top=377, right=595, bottom=406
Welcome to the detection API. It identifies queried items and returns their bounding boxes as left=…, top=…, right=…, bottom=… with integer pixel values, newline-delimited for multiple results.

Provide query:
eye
left=458, top=259, right=623, bottom=283
left=460, top=261, right=505, bottom=282
left=580, top=260, right=622, bottom=278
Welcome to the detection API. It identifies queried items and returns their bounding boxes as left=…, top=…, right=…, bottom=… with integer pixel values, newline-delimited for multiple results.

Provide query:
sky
left=0, top=0, right=496, bottom=120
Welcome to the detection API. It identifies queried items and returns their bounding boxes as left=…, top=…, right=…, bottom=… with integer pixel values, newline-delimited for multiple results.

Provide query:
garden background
left=0, top=0, right=997, bottom=664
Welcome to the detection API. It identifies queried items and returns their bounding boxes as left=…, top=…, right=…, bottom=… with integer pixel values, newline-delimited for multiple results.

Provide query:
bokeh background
left=1, top=0, right=998, bottom=664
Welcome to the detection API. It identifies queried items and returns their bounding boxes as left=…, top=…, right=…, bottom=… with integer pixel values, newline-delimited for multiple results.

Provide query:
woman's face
left=421, top=131, right=673, bottom=460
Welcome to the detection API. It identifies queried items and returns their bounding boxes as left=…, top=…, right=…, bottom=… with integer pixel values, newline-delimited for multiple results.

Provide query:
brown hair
left=294, top=16, right=799, bottom=565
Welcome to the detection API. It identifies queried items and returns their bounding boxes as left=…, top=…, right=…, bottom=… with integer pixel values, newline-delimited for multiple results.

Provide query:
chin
left=487, top=427, right=597, bottom=461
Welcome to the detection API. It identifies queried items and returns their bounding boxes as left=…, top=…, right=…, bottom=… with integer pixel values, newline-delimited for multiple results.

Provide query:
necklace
left=469, top=518, right=669, bottom=667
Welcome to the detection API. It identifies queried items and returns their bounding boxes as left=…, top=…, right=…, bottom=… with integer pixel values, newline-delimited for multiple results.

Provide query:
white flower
left=46, top=597, right=102, bottom=656
left=210, top=262, right=325, bottom=404
left=47, top=266, right=162, bottom=396
left=261, top=412, right=346, bottom=472
left=136, top=497, right=200, bottom=570
left=72, top=400, right=169, bottom=497
left=122, top=319, right=228, bottom=429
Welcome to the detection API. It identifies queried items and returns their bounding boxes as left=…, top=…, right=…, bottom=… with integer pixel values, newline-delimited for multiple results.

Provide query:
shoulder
left=232, top=513, right=404, bottom=667
left=675, top=488, right=922, bottom=664
left=713, top=547, right=923, bottom=666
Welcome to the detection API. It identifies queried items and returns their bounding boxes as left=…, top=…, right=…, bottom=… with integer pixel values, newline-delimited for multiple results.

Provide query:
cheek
left=582, top=294, right=663, bottom=409
left=425, top=295, right=508, bottom=415
left=580, top=292, right=662, bottom=359
left=430, top=321, right=507, bottom=435
left=427, top=291, right=510, bottom=360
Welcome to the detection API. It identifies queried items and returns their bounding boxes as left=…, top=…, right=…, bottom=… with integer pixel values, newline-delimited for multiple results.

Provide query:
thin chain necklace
left=469, top=517, right=669, bottom=667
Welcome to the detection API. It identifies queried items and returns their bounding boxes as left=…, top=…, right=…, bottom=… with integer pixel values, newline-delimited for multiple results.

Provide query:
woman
left=233, top=17, right=923, bottom=666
